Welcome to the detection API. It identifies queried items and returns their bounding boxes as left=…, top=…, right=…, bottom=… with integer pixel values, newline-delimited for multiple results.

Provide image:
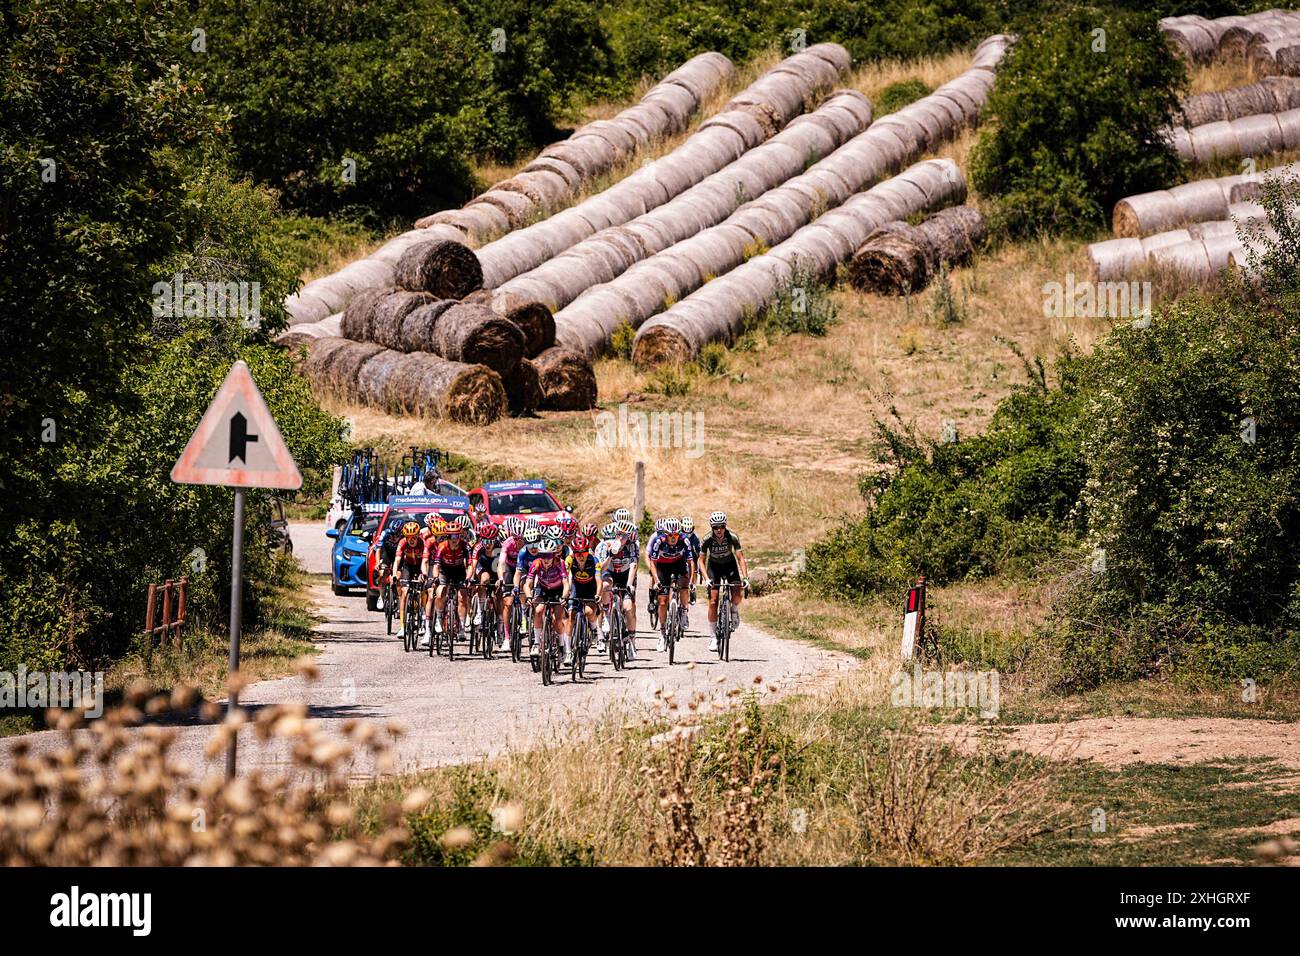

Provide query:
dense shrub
left=969, top=7, right=1185, bottom=238
left=0, top=0, right=347, bottom=670
left=195, top=0, right=611, bottom=223
left=802, top=350, right=1087, bottom=597
left=876, top=79, right=931, bottom=115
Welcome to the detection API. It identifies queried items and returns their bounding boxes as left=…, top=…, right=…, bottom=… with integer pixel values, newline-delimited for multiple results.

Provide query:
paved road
left=3, top=522, right=853, bottom=778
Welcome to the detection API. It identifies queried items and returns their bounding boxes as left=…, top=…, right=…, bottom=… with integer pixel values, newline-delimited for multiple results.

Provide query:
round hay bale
left=393, top=239, right=484, bottom=298
left=502, top=358, right=543, bottom=416
left=356, top=349, right=407, bottom=406
left=370, top=291, right=436, bottom=349
left=472, top=290, right=556, bottom=355
left=427, top=303, right=526, bottom=375
left=383, top=353, right=506, bottom=424
left=322, top=340, right=386, bottom=399
left=632, top=325, right=693, bottom=367
left=399, top=300, right=456, bottom=352
left=532, top=347, right=597, bottom=410
left=339, top=286, right=389, bottom=341
left=303, top=336, right=355, bottom=382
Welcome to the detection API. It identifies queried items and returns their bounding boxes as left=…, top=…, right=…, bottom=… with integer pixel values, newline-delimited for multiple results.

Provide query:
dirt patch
left=982, top=717, right=1300, bottom=769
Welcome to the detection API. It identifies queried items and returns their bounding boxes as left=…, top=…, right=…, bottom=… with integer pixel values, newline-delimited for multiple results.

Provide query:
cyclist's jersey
left=395, top=537, right=426, bottom=568
left=596, top=536, right=638, bottom=575
left=685, top=531, right=701, bottom=560
left=567, top=552, right=599, bottom=585
left=647, top=533, right=692, bottom=565
left=701, top=529, right=743, bottom=565
left=526, top=556, right=566, bottom=591
left=433, top=540, right=469, bottom=568
left=471, top=540, right=500, bottom=569
left=502, top=535, right=523, bottom=573
left=515, top=544, right=537, bottom=581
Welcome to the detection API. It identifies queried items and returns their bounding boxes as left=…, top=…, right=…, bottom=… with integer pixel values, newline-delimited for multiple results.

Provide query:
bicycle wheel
left=571, top=615, right=582, bottom=683
left=666, top=600, right=676, bottom=666
left=540, top=617, right=552, bottom=686
left=385, top=582, right=396, bottom=635
left=609, top=609, right=623, bottom=670
left=510, top=601, right=522, bottom=664
left=718, top=598, right=730, bottom=662
left=429, top=596, right=440, bottom=658
left=481, top=597, right=495, bottom=660
left=445, top=595, right=457, bottom=660
left=468, top=593, right=480, bottom=656
left=402, top=595, right=415, bottom=653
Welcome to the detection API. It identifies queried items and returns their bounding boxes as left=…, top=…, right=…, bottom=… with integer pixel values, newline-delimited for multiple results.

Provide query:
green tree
left=969, top=7, right=1186, bottom=237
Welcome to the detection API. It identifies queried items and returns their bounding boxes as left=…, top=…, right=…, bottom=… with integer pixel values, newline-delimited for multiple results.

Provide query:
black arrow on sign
left=229, top=412, right=258, bottom=464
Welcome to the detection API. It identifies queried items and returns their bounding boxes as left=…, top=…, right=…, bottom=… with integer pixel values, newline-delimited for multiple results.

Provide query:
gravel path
left=2, top=523, right=854, bottom=778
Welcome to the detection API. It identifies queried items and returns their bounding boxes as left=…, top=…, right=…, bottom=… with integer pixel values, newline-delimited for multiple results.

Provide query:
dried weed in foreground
left=0, top=677, right=413, bottom=866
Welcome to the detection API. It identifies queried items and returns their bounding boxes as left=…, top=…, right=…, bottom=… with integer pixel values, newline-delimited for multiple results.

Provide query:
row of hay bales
left=1160, top=10, right=1300, bottom=67
left=633, top=159, right=967, bottom=365
left=284, top=332, right=597, bottom=423
left=846, top=206, right=987, bottom=294
left=1089, top=205, right=1267, bottom=281
left=472, top=45, right=853, bottom=291
left=414, top=53, right=735, bottom=239
left=487, top=88, right=873, bottom=316
left=1167, top=107, right=1300, bottom=165
left=1110, top=161, right=1299, bottom=236
left=551, top=35, right=1011, bottom=358
left=282, top=51, right=735, bottom=328
left=1179, top=76, right=1300, bottom=126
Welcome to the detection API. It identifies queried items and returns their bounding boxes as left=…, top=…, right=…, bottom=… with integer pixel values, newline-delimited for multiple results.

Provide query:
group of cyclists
left=378, top=504, right=749, bottom=668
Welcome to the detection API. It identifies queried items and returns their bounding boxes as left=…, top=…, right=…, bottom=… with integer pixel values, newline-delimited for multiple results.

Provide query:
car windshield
left=357, top=514, right=381, bottom=535
left=489, top=491, right=556, bottom=514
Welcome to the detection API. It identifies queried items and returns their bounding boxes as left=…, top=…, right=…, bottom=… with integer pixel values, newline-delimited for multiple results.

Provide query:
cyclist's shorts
left=654, top=558, right=689, bottom=587
left=398, top=565, right=421, bottom=585
left=572, top=579, right=597, bottom=602
left=707, top=560, right=742, bottom=586
left=536, top=585, right=563, bottom=603
left=474, top=556, right=498, bottom=583
left=605, top=568, right=632, bottom=595
left=439, top=566, right=467, bottom=586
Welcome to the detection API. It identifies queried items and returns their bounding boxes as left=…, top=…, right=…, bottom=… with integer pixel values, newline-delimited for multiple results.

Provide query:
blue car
left=327, top=506, right=384, bottom=596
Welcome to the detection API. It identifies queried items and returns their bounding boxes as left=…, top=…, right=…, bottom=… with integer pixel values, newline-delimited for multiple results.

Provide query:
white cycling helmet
left=616, top=518, right=635, bottom=536
left=543, top=523, right=563, bottom=540
left=613, top=507, right=631, bottom=523
left=601, top=522, right=618, bottom=539
left=505, top=517, right=524, bottom=537
left=535, top=538, right=559, bottom=555
left=663, top=518, right=681, bottom=534
left=523, top=525, right=541, bottom=544
left=709, top=511, right=727, bottom=527
left=654, top=518, right=666, bottom=533
left=680, top=515, right=694, bottom=533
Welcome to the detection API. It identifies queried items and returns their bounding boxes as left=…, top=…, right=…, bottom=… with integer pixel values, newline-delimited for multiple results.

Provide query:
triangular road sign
left=171, top=361, right=303, bottom=489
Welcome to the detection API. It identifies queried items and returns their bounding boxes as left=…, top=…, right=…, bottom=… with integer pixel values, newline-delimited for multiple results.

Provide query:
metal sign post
left=171, top=361, right=303, bottom=778
left=226, top=488, right=246, bottom=778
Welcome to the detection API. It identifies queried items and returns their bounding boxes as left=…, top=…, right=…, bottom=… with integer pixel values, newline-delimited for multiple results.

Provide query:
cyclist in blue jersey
left=648, top=518, right=694, bottom=652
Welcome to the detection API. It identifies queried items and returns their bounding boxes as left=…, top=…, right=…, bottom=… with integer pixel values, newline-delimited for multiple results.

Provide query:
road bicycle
left=569, top=598, right=600, bottom=682
left=401, top=578, right=425, bottom=654
left=433, top=579, right=467, bottom=660
left=647, top=583, right=659, bottom=630
left=662, top=574, right=688, bottom=665
left=508, top=587, right=527, bottom=664
left=536, top=599, right=565, bottom=686
left=382, top=568, right=398, bottom=636
left=470, top=580, right=502, bottom=660
left=605, top=585, right=632, bottom=670
left=711, top=578, right=746, bottom=662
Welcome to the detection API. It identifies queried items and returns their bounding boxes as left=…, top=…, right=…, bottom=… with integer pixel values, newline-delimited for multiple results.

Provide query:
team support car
left=327, top=503, right=386, bottom=595
left=466, top=479, right=567, bottom=527
left=364, top=493, right=471, bottom=611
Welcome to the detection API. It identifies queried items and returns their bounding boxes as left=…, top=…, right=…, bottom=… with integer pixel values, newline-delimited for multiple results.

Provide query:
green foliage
left=695, top=343, right=730, bottom=377
left=928, top=262, right=967, bottom=326
left=195, top=0, right=612, bottom=222
left=611, top=321, right=637, bottom=361
left=647, top=365, right=694, bottom=396
left=404, top=769, right=596, bottom=866
left=1057, top=283, right=1300, bottom=686
left=876, top=79, right=931, bottom=115
left=737, top=267, right=838, bottom=350
left=969, top=7, right=1186, bottom=238
left=802, top=348, right=1088, bottom=597
left=0, top=1, right=347, bottom=669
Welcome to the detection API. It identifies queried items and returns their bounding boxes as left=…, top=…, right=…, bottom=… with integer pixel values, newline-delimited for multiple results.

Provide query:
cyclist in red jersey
left=525, top=538, right=571, bottom=664
left=424, top=523, right=470, bottom=640
left=392, top=522, right=426, bottom=635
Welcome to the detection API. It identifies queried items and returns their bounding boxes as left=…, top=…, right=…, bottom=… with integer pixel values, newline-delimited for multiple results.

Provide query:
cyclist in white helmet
left=699, top=511, right=749, bottom=652
left=595, top=520, right=639, bottom=659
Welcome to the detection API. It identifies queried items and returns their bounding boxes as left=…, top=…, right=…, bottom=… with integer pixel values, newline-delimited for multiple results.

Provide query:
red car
left=365, top=493, right=470, bottom=612
left=467, top=479, right=567, bottom=527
